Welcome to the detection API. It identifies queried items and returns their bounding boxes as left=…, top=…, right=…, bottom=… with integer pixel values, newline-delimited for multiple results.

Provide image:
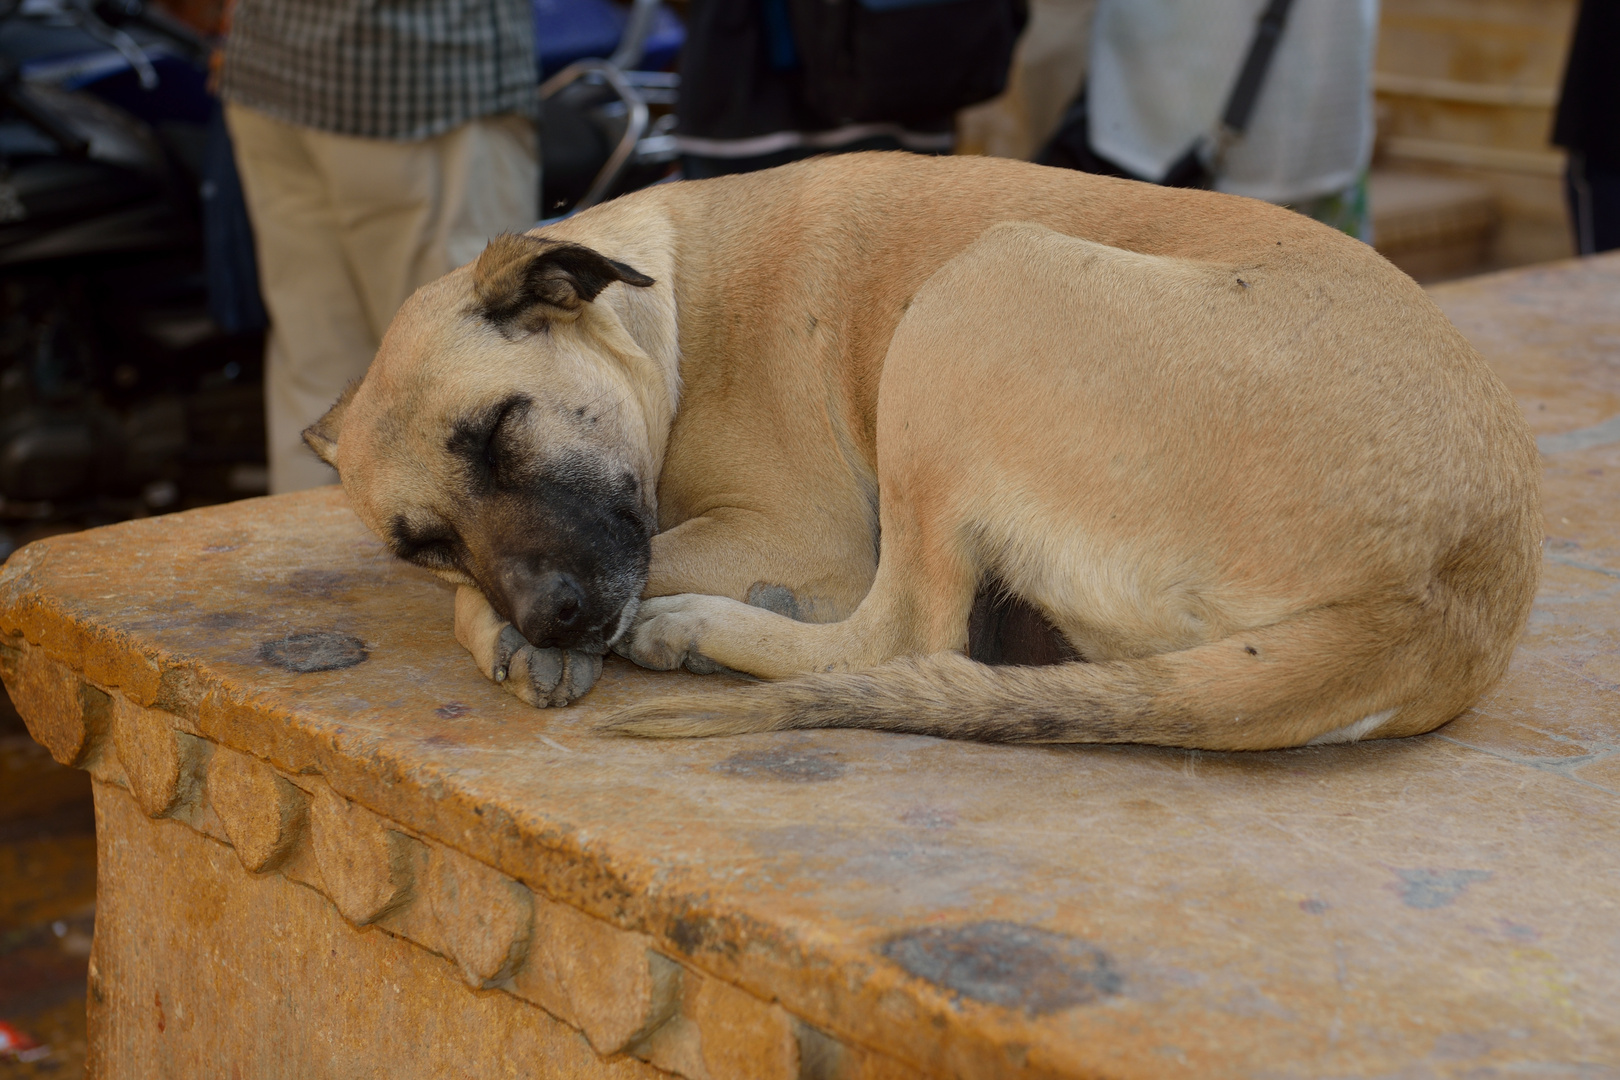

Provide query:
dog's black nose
left=506, top=568, right=587, bottom=646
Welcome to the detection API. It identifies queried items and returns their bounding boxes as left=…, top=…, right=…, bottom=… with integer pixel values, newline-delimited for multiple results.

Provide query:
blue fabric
left=74, top=54, right=213, bottom=126
left=760, top=0, right=798, bottom=70
left=200, top=102, right=268, bottom=336
left=533, top=0, right=686, bottom=74
left=858, top=0, right=963, bottom=10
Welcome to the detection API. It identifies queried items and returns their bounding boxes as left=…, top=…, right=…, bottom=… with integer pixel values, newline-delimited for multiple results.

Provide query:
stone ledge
left=4, top=636, right=920, bottom=1080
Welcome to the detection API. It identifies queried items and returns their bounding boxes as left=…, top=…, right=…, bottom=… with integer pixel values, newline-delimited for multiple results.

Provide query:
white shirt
left=1087, top=0, right=1377, bottom=203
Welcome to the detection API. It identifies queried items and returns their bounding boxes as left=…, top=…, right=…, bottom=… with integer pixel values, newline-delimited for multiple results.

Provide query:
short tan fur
left=309, top=153, right=1541, bottom=749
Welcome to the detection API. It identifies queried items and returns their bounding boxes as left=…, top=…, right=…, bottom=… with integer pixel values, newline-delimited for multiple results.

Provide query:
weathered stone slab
left=422, top=841, right=534, bottom=989
left=4, top=637, right=110, bottom=767
left=111, top=696, right=207, bottom=819
left=88, top=780, right=664, bottom=1079
left=309, top=783, right=421, bottom=928
left=6, top=253, right=1620, bottom=1078
left=511, top=894, right=680, bottom=1055
left=208, top=745, right=308, bottom=873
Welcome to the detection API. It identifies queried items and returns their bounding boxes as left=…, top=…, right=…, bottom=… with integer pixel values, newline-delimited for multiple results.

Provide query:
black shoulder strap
left=1220, top=0, right=1297, bottom=137
left=1096, top=0, right=1301, bottom=188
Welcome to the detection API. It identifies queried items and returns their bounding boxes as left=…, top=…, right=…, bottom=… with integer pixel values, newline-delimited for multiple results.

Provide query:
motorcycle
left=0, top=0, right=265, bottom=554
left=536, top=0, right=685, bottom=218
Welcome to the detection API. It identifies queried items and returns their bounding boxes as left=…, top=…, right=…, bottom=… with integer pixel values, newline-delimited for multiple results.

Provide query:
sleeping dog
left=303, top=152, right=1541, bottom=749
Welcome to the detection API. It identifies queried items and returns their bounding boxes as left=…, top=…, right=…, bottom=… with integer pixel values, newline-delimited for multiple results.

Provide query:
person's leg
left=225, top=103, right=377, bottom=494
left=437, top=113, right=540, bottom=271
left=306, top=115, right=538, bottom=344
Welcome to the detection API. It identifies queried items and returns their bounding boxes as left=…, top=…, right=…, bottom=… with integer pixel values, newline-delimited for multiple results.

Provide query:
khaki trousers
left=226, top=104, right=538, bottom=493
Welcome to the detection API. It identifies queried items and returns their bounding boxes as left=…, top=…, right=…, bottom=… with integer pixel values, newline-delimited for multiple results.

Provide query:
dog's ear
left=471, top=233, right=655, bottom=334
left=302, top=381, right=360, bottom=469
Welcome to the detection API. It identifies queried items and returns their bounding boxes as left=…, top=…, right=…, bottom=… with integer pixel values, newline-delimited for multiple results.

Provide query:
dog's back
left=611, top=221, right=1542, bottom=749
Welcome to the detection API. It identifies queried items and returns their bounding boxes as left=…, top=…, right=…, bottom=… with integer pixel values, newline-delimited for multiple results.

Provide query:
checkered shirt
left=220, top=0, right=536, bottom=141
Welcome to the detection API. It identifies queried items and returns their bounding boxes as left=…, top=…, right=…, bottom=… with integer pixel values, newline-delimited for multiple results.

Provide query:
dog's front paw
left=502, top=643, right=603, bottom=707
left=613, top=594, right=731, bottom=675
left=454, top=586, right=602, bottom=707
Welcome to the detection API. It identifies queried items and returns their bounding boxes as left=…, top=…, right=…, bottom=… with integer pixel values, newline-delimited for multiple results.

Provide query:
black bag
left=787, top=0, right=1027, bottom=126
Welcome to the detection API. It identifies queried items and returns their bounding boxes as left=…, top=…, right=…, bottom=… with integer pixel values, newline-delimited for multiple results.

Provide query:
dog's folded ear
left=471, top=233, right=655, bottom=335
left=303, top=380, right=359, bottom=470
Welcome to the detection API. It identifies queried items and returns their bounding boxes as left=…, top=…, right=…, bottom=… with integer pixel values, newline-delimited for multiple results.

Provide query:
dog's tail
left=601, top=599, right=1520, bottom=751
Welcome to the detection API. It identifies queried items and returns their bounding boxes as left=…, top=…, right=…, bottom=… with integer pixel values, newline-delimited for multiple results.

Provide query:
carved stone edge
left=1, top=637, right=926, bottom=1080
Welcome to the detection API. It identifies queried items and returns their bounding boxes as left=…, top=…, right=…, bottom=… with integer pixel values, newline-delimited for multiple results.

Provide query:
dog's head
left=305, top=233, right=666, bottom=654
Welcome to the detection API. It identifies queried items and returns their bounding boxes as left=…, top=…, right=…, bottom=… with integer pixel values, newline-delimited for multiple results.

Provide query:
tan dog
left=305, top=152, right=1541, bottom=749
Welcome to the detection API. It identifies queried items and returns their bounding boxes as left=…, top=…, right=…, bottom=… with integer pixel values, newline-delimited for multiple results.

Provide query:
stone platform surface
left=3, top=255, right=1619, bottom=1079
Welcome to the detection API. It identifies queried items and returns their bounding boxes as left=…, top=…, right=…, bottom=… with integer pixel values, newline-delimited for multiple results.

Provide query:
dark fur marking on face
left=388, top=514, right=462, bottom=572
left=474, top=468, right=653, bottom=651
left=446, top=395, right=533, bottom=493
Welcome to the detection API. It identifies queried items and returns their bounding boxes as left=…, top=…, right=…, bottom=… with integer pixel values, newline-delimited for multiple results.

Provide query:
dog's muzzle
left=496, top=559, right=627, bottom=653
left=475, top=468, right=653, bottom=655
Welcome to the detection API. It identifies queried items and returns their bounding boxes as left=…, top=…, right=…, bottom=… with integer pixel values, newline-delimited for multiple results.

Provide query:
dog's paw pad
left=562, top=651, right=603, bottom=704
left=615, top=599, right=738, bottom=676
left=503, top=646, right=602, bottom=707
left=617, top=622, right=681, bottom=671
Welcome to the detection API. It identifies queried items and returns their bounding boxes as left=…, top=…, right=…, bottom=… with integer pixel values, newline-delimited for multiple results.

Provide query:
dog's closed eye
left=486, top=397, right=533, bottom=476
left=448, top=394, right=533, bottom=489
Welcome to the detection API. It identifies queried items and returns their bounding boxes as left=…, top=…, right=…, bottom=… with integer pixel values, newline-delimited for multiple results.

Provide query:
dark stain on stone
left=434, top=702, right=471, bottom=719
left=1391, top=868, right=1492, bottom=909
left=880, top=921, right=1123, bottom=1015
left=259, top=631, right=368, bottom=673
left=194, top=611, right=258, bottom=631
left=714, top=746, right=845, bottom=782
left=285, top=569, right=352, bottom=599
left=1299, top=898, right=1330, bottom=915
left=669, top=917, right=704, bottom=955
left=421, top=733, right=460, bottom=748
left=667, top=913, right=737, bottom=959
